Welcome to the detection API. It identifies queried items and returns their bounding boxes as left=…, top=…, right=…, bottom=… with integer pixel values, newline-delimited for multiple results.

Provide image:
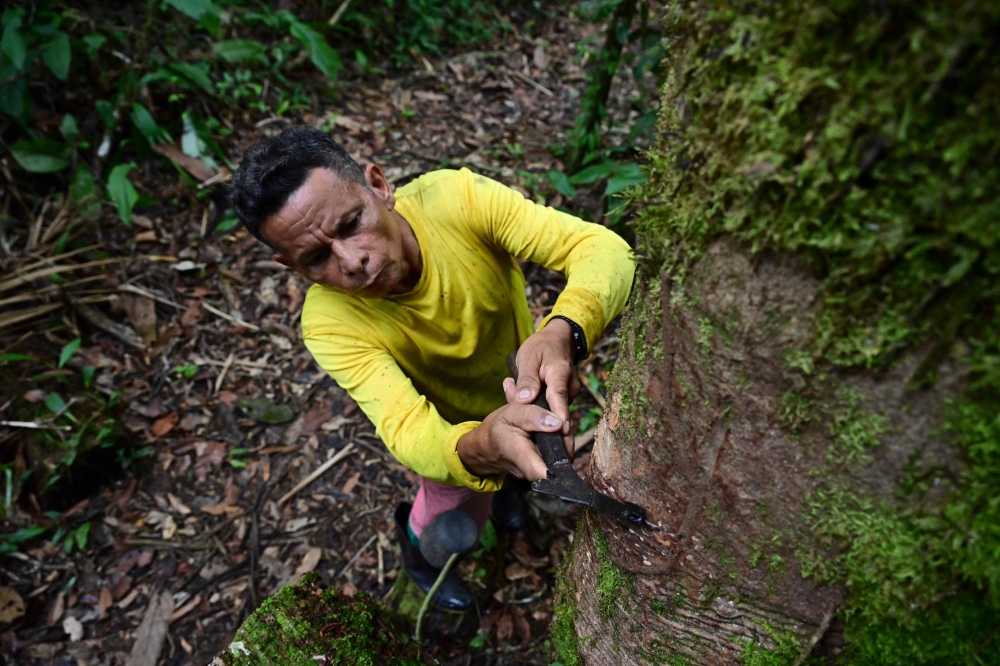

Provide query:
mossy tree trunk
left=556, top=1, right=1000, bottom=664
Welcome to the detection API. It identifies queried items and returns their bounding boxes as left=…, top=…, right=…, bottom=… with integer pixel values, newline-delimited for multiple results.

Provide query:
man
left=230, top=126, right=634, bottom=609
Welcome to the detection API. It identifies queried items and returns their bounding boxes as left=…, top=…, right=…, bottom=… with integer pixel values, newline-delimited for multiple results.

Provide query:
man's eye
left=308, top=249, right=329, bottom=267
left=341, top=214, right=361, bottom=236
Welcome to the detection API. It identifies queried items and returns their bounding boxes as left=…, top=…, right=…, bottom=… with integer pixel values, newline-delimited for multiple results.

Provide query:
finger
left=504, top=433, right=549, bottom=482
left=503, top=403, right=563, bottom=433
left=541, top=362, right=574, bottom=425
left=563, top=431, right=575, bottom=462
left=514, top=348, right=542, bottom=404
left=502, top=377, right=517, bottom=404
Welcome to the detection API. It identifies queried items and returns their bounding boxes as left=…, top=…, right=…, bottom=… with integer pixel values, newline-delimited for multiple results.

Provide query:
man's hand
left=506, top=317, right=580, bottom=435
left=456, top=403, right=564, bottom=481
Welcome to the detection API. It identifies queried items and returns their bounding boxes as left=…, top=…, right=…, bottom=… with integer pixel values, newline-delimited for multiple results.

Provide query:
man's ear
left=365, top=163, right=396, bottom=211
left=273, top=253, right=294, bottom=269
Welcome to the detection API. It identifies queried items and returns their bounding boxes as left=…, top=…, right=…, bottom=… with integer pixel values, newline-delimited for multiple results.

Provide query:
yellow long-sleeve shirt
left=301, top=168, right=634, bottom=492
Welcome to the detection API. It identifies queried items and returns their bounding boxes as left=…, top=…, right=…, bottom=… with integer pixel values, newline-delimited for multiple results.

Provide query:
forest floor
left=0, top=5, right=654, bottom=665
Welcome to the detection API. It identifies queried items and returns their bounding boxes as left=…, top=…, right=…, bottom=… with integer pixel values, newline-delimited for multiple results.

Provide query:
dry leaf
left=161, top=514, right=177, bottom=540
left=504, top=562, right=533, bottom=581
left=513, top=612, right=531, bottom=644
left=341, top=472, right=361, bottom=495
left=294, top=547, right=323, bottom=576
left=46, top=592, right=65, bottom=627
left=151, top=413, right=179, bottom=437
left=125, top=591, right=173, bottom=666
left=98, top=587, right=113, bottom=619
left=23, top=389, right=46, bottom=403
left=0, top=587, right=25, bottom=623
left=152, top=143, right=216, bottom=182
left=120, top=294, right=157, bottom=345
left=167, top=493, right=191, bottom=515
left=496, top=612, right=514, bottom=642
left=62, top=615, right=84, bottom=642
left=200, top=503, right=240, bottom=516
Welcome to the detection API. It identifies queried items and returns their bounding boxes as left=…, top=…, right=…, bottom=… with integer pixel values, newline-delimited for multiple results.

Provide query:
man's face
left=262, top=165, right=409, bottom=298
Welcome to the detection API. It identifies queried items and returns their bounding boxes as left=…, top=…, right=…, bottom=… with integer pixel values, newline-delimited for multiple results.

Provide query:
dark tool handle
left=507, top=352, right=570, bottom=467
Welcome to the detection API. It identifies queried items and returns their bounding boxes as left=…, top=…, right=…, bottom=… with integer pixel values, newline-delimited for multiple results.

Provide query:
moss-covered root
left=211, top=573, right=429, bottom=666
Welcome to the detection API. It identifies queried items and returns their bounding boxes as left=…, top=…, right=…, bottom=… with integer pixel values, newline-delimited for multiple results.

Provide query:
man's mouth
left=361, top=266, right=384, bottom=292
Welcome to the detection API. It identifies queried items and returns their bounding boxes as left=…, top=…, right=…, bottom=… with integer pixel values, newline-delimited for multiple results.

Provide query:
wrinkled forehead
left=263, top=168, right=366, bottom=244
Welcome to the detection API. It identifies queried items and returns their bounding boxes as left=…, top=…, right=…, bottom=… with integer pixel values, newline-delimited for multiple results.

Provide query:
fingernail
left=518, top=389, right=531, bottom=400
left=543, top=416, right=561, bottom=428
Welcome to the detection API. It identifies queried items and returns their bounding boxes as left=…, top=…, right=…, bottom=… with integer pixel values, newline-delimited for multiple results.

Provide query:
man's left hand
left=504, top=318, right=581, bottom=455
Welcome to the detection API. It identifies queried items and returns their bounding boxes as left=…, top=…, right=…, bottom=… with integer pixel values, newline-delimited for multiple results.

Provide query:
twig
left=793, top=605, right=838, bottom=666
left=327, top=0, right=353, bottom=25
left=247, top=481, right=271, bottom=608
left=414, top=552, right=459, bottom=643
left=119, top=284, right=184, bottom=310
left=0, top=420, right=72, bottom=431
left=214, top=352, right=235, bottom=394
left=201, top=302, right=261, bottom=331
left=578, top=369, right=607, bottom=410
left=338, top=533, right=377, bottom=579
left=507, top=67, right=554, bottom=97
left=277, top=444, right=355, bottom=506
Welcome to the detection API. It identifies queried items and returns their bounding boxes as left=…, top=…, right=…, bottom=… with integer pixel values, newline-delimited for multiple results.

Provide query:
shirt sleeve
left=465, top=169, right=636, bottom=351
left=302, top=309, right=503, bottom=492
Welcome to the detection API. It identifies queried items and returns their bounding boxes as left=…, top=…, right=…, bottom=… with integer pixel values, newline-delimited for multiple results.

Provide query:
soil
left=0, top=4, right=658, bottom=665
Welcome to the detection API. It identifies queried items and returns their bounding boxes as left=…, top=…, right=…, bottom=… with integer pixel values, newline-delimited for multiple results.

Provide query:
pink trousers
left=408, top=477, right=494, bottom=538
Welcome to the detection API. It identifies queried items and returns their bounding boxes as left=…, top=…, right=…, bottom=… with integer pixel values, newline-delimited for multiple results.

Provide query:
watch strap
left=551, top=315, right=588, bottom=365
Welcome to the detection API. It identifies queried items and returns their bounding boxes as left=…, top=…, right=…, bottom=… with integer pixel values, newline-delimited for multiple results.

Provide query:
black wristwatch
left=552, top=315, right=588, bottom=365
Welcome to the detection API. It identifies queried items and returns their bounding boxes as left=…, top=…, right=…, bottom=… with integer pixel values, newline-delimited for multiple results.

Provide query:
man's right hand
left=456, top=403, right=564, bottom=481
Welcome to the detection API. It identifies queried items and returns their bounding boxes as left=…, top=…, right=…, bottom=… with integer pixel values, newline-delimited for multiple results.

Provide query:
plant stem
left=413, top=551, right=459, bottom=643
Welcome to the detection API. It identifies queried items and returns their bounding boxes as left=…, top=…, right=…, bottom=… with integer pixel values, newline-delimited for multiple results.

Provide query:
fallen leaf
left=117, top=587, right=140, bottom=609
left=0, top=587, right=25, bottom=623
left=134, top=230, right=157, bottom=243
left=236, top=397, right=295, bottom=424
left=152, top=143, right=216, bottom=182
left=341, top=580, right=357, bottom=597
left=125, top=590, right=173, bottom=666
left=151, top=413, right=179, bottom=437
left=167, top=493, right=191, bottom=515
left=23, top=389, right=46, bottom=403
left=169, top=595, right=201, bottom=622
left=294, top=547, right=322, bottom=576
left=504, top=562, right=533, bottom=581
left=180, top=302, right=203, bottom=327
left=120, top=294, right=158, bottom=345
left=513, top=612, right=531, bottom=644
left=341, top=472, right=361, bottom=495
left=496, top=612, right=514, bottom=642
left=161, top=514, right=177, bottom=540
left=98, top=587, right=113, bottom=619
left=216, top=390, right=238, bottom=407
left=62, top=615, right=84, bottom=642
left=46, top=592, right=65, bottom=627
left=200, top=503, right=241, bottom=516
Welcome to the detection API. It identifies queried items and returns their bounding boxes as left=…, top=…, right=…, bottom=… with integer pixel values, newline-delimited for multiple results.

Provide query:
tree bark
left=558, top=240, right=964, bottom=664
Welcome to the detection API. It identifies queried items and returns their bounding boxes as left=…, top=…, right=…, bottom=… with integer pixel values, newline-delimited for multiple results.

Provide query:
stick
left=414, top=552, right=459, bottom=643
left=277, top=444, right=355, bottom=506
left=508, top=68, right=554, bottom=97
left=201, top=302, right=261, bottom=331
left=338, top=533, right=377, bottom=579
left=214, top=352, right=235, bottom=394
left=327, top=0, right=353, bottom=26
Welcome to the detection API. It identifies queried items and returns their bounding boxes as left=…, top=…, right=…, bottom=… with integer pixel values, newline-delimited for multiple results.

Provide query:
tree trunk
left=555, top=1, right=1000, bottom=664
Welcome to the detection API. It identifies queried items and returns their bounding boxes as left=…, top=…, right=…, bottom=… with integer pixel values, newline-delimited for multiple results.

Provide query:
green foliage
left=737, top=623, right=800, bottom=666
left=593, top=529, right=634, bottom=621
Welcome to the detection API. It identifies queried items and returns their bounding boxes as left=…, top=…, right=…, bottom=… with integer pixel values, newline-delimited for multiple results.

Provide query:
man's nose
left=335, top=241, right=366, bottom=278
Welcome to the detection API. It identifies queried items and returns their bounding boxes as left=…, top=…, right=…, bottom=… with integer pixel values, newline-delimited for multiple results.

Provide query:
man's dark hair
left=229, top=125, right=368, bottom=246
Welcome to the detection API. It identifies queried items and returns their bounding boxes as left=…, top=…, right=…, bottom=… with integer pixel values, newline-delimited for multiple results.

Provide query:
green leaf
left=74, top=522, right=90, bottom=549
left=236, top=397, right=296, bottom=424
left=605, top=162, right=646, bottom=196
left=165, top=0, right=217, bottom=21
left=1, top=10, right=26, bottom=71
left=468, top=634, right=485, bottom=648
left=568, top=161, right=618, bottom=186
left=167, top=61, right=214, bottom=94
left=130, top=102, right=171, bottom=146
left=71, top=166, right=96, bottom=203
left=59, top=338, right=81, bottom=368
left=173, top=364, right=198, bottom=378
left=41, top=32, right=71, bottom=81
left=547, top=170, right=578, bottom=198
left=82, top=366, right=96, bottom=388
left=286, top=19, right=342, bottom=81
left=214, top=215, right=238, bottom=232
left=107, top=163, right=139, bottom=225
left=60, top=114, right=79, bottom=140
left=95, top=100, right=116, bottom=128
left=0, top=353, right=35, bottom=363
left=0, top=78, right=29, bottom=124
left=10, top=139, right=71, bottom=173
left=82, top=34, right=105, bottom=57
left=213, top=39, right=265, bottom=63
left=478, top=519, right=497, bottom=550
left=45, top=392, right=67, bottom=414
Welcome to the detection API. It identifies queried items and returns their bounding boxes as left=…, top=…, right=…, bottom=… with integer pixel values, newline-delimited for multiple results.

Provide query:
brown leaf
left=152, top=143, right=216, bottom=182
left=217, top=390, right=238, bottom=407
left=125, top=590, right=173, bottom=666
left=513, top=612, right=531, bottom=644
left=134, top=230, right=157, bottom=243
left=23, top=389, right=46, bottom=403
left=341, top=472, right=361, bottom=495
left=200, top=503, right=240, bottom=516
left=98, top=587, right=113, bottom=619
left=151, top=413, right=179, bottom=437
left=0, top=587, right=25, bottom=623
left=504, top=562, right=533, bottom=581
left=496, top=612, right=514, bottom=642
left=120, top=294, right=157, bottom=345
left=294, top=547, right=323, bottom=576
left=180, top=301, right=203, bottom=327
left=46, top=592, right=65, bottom=627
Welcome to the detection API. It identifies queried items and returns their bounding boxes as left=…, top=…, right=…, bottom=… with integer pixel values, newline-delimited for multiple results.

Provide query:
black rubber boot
left=492, top=476, right=529, bottom=532
left=393, top=502, right=474, bottom=611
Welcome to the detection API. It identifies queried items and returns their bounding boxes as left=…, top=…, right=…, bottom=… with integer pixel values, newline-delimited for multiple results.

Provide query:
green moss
left=630, top=0, right=1000, bottom=662
left=215, top=573, right=426, bottom=666
left=594, top=529, right=635, bottom=621
left=552, top=551, right=582, bottom=666
left=737, top=624, right=801, bottom=666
